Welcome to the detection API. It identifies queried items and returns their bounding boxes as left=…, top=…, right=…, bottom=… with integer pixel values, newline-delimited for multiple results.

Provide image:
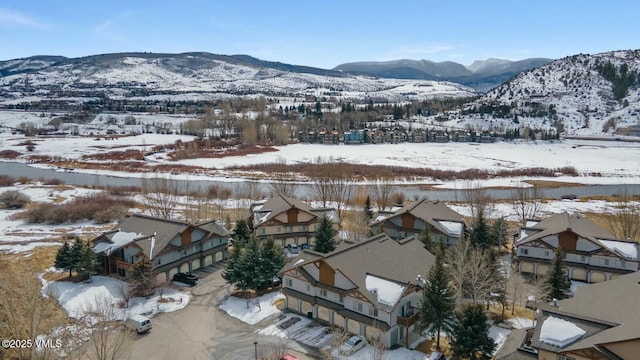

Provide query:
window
left=286, top=278, right=293, bottom=287
left=258, top=228, right=266, bottom=235
left=299, top=225, right=307, bottom=232
left=306, top=284, right=310, bottom=292
left=339, top=295, right=344, bottom=303
left=287, top=226, right=293, bottom=232
left=320, top=289, right=327, bottom=297
left=601, top=258, right=610, bottom=266
left=369, top=307, right=378, bottom=317
left=520, top=248, right=529, bottom=255
left=352, top=301, right=364, bottom=312
left=277, top=226, right=282, bottom=233
left=544, top=250, right=550, bottom=257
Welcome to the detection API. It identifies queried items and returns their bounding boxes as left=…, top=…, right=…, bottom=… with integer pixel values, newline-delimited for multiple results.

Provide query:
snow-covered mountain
left=0, top=52, right=477, bottom=105
left=440, top=50, right=640, bottom=136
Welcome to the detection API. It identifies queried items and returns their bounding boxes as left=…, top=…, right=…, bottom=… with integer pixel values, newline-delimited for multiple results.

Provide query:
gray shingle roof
left=372, top=199, right=465, bottom=236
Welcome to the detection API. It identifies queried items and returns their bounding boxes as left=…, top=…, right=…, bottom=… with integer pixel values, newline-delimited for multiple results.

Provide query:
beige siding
left=591, top=271, right=606, bottom=283
left=536, top=264, right=549, bottom=276
left=191, top=258, right=200, bottom=271
left=347, top=319, right=361, bottom=335
left=169, top=267, right=179, bottom=278
left=334, top=313, right=345, bottom=328
left=156, top=272, right=167, bottom=284
left=317, top=306, right=330, bottom=323
left=520, top=261, right=534, bottom=274
left=180, top=262, right=190, bottom=273
left=204, top=255, right=213, bottom=266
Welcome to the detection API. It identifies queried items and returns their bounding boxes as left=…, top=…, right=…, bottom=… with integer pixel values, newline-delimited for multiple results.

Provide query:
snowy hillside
left=0, top=53, right=477, bottom=104
left=441, top=50, right=640, bottom=136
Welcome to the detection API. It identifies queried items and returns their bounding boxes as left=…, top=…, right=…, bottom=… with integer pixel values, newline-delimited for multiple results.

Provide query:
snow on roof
left=437, top=220, right=463, bottom=236
left=539, top=316, right=586, bottom=347
left=599, top=239, right=638, bottom=260
left=93, top=231, right=142, bottom=254
left=525, top=220, right=540, bottom=227
left=365, top=274, right=405, bottom=307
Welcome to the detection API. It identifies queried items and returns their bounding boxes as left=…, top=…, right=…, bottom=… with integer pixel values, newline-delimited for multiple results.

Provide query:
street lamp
left=253, top=341, right=258, bottom=360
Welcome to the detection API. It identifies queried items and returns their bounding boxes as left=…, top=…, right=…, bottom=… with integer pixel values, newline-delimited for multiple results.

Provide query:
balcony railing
left=115, top=259, right=132, bottom=271
left=397, top=307, right=419, bottom=328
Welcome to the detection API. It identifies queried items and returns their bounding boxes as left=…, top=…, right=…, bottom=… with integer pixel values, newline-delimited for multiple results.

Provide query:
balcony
left=115, top=259, right=132, bottom=271
left=397, top=307, right=419, bottom=328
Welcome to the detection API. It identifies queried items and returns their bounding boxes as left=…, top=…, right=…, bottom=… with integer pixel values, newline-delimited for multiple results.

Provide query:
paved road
left=124, top=263, right=321, bottom=360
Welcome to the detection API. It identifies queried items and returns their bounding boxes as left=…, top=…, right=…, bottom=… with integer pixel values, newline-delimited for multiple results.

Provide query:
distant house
left=251, top=193, right=338, bottom=247
left=92, top=214, right=230, bottom=282
left=498, top=271, right=640, bottom=359
left=280, top=233, right=436, bottom=348
left=515, top=212, right=639, bottom=283
left=343, top=130, right=364, bottom=144
left=370, top=199, right=466, bottom=246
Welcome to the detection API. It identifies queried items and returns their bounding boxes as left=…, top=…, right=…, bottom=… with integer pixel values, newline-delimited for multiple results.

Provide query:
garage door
left=519, top=262, right=534, bottom=274
left=536, top=264, right=549, bottom=276
left=333, top=313, right=346, bottom=329
left=156, top=272, right=168, bottom=284
left=590, top=272, right=606, bottom=283
left=347, top=319, right=360, bottom=335
left=571, top=268, right=587, bottom=281
left=366, top=325, right=381, bottom=342
left=169, top=267, right=179, bottom=278
left=286, top=297, right=298, bottom=312
left=191, top=258, right=200, bottom=271
left=610, top=274, right=620, bottom=280
left=285, top=238, right=297, bottom=247
left=301, top=301, right=313, bottom=317
left=317, top=306, right=330, bottom=322
left=180, top=262, right=190, bottom=273
left=215, top=251, right=224, bottom=262
left=204, top=255, right=213, bottom=266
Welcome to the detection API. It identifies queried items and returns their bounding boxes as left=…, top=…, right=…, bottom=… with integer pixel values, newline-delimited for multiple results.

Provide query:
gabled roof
left=533, top=271, right=640, bottom=353
left=283, top=233, right=436, bottom=307
left=372, top=199, right=465, bottom=236
left=516, top=212, right=637, bottom=260
left=252, top=192, right=337, bottom=226
left=93, top=214, right=229, bottom=259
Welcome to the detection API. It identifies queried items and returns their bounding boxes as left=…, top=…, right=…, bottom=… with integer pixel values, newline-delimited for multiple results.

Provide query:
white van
left=125, top=315, right=152, bottom=334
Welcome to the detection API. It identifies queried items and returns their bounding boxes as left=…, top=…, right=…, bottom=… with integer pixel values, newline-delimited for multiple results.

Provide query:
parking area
left=123, top=263, right=320, bottom=360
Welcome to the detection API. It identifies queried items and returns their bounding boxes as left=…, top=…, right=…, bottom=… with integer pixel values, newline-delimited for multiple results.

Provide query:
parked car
left=173, top=272, right=198, bottom=286
left=300, top=243, right=312, bottom=250
left=125, top=314, right=152, bottom=334
left=287, top=244, right=300, bottom=255
left=339, top=335, right=366, bottom=356
left=429, top=351, right=446, bottom=360
left=280, top=354, right=299, bottom=360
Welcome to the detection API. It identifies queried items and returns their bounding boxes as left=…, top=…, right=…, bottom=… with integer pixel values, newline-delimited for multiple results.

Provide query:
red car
left=281, top=355, right=299, bottom=360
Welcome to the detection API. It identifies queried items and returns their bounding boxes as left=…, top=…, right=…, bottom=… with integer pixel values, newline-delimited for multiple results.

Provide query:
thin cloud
left=94, top=12, right=133, bottom=33
left=0, top=8, right=45, bottom=29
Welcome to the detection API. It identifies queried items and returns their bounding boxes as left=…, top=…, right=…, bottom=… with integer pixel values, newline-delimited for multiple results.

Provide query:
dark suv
left=173, top=272, right=198, bottom=286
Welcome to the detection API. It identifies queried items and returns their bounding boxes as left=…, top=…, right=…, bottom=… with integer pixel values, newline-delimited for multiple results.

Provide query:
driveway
left=124, top=263, right=321, bottom=360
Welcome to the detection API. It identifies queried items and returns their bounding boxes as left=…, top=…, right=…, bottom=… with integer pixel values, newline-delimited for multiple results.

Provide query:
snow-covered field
left=42, top=274, right=191, bottom=322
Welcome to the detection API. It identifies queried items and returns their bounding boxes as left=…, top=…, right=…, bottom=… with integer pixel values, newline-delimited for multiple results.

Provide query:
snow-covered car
left=173, top=272, right=198, bottom=286
left=287, top=244, right=300, bottom=255
left=429, top=351, right=446, bottom=360
left=339, top=335, right=366, bottom=356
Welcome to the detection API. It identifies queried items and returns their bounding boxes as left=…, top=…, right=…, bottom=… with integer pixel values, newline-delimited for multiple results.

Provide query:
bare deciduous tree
left=370, top=179, right=396, bottom=211
left=510, top=184, right=544, bottom=225
left=605, top=189, right=640, bottom=241
left=446, top=239, right=472, bottom=304
left=256, top=338, right=290, bottom=360
left=462, top=181, right=493, bottom=218
left=464, top=247, right=496, bottom=304
left=84, top=295, right=131, bottom=360
left=141, top=175, right=181, bottom=219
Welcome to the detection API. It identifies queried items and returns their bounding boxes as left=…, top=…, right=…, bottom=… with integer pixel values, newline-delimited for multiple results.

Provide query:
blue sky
left=1, top=1, right=639, bottom=69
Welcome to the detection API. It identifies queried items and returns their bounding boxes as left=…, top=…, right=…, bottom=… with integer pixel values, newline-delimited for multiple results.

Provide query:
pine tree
left=418, top=224, right=434, bottom=252
left=54, top=242, right=74, bottom=277
left=418, top=242, right=455, bottom=350
left=364, top=196, right=373, bottom=221
left=74, top=239, right=97, bottom=281
left=543, top=248, right=571, bottom=301
left=234, top=237, right=264, bottom=294
left=450, top=304, right=496, bottom=360
left=313, top=216, right=337, bottom=253
left=259, top=238, right=285, bottom=285
left=222, top=240, right=244, bottom=285
left=491, top=217, right=509, bottom=250
left=470, top=209, right=493, bottom=250
left=231, top=219, right=251, bottom=244
left=128, top=258, right=155, bottom=297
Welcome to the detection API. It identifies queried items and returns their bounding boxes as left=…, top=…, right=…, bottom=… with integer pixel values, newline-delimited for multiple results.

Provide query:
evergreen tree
left=418, top=242, right=455, bottom=350
left=470, top=209, right=493, bottom=250
left=450, top=304, right=496, bottom=360
left=234, top=237, right=265, bottom=294
left=313, top=216, right=337, bottom=253
left=74, top=239, right=97, bottom=281
left=222, top=240, right=244, bottom=285
left=259, top=238, right=285, bottom=285
left=231, top=219, right=251, bottom=244
left=543, top=248, right=571, bottom=301
left=491, top=217, right=509, bottom=250
left=364, top=196, right=373, bottom=221
left=128, top=258, right=155, bottom=297
left=418, top=224, right=434, bottom=252
left=54, top=242, right=74, bottom=277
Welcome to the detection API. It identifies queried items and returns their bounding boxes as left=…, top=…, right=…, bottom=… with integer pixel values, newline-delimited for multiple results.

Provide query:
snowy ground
left=218, top=291, right=285, bottom=325
left=42, top=274, right=191, bottom=323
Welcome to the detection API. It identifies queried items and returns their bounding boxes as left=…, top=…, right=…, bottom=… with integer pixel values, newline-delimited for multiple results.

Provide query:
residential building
left=370, top=199, right=466, bottom=246
left=92, top=213, right=230, bottom=283
left=515, top=212, right=639, bottom=283
left=343, top=130, right=364, bottom=144
left=280, top=233, right=436, bottom=348
left=497, top=270, right=640, bottom=360
left=251, top=193, right=338, bottom=247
